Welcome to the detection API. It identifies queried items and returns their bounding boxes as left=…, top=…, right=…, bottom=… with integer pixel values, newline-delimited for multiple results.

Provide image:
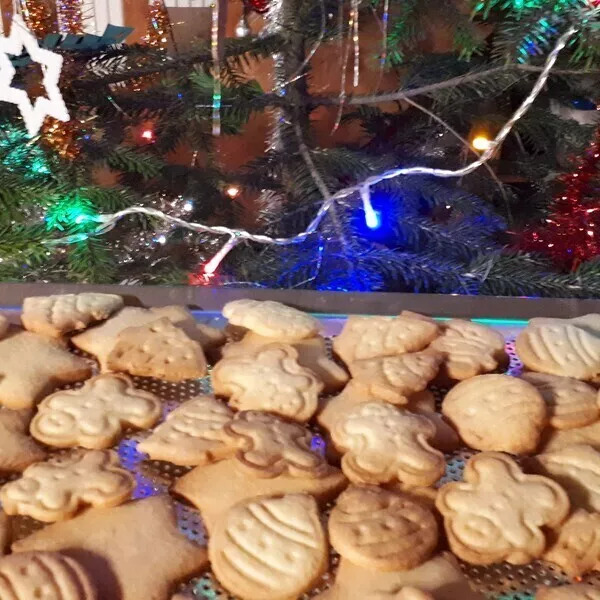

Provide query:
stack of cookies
left=0, top=294, right=599, bottom=600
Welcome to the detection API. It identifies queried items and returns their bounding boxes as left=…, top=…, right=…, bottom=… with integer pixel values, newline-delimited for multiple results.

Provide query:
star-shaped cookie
left=0, top=408, right=46, bottom=472
left=0, top=331, right=91, bottom=410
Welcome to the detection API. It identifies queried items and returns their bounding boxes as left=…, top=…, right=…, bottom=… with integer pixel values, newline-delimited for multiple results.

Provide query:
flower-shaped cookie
left=0, top=449, right=134, bottom=522
left=212, top=343, right=323, bottom=422
left=224, top=411, right=330, bottom=479
left=331, top=402, right=445, bottom=486
left=30, top=374, right=162, bottom=449
left=436, top=452, right=569, bottom=565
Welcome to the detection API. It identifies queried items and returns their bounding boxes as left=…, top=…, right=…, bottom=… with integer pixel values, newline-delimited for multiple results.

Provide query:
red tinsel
left=243, top=0, right=270, bottom=14
left=517, top=127, right=600, bottom=270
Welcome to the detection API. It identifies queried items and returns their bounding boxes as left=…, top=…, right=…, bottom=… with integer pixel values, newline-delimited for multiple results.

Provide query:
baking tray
left=0, top=312, right=592, bottom=600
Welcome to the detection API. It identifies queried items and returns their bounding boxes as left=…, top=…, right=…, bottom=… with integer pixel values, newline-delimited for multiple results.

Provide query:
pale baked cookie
left=319, top=552, right=485, bottom=600
left=541, top=420, right=600, bottom=453
left=333, top=315, right=438, bottom=366
left=544, top=510, right=600, bottom=577
left=224, top=411, right=330, bottom=478
left=328, top=486, right=438, bottom=572
left=30, top=374, right=162, bottom=449
left=209, top=494, right=328, bottom=600
left=516, top=323, right=600, bottom=380
left=212, top=343, right=323, bottom=422
left=0, top=551, right=97, bottom=600
left=436, top=452, right=569, bottom=565
left=21, top=293, right=124, bottom=338
left=0, top=331, right=91, bottom=410
left=222, top=332, right=348, bottom=393
left=536, top=584, right=600, bottom=599
left=173, top=457, right=347, bottom=534
left=391, top=589, right=434, bottom=600
left=521, top=372, right=599, bottom=430
left=12, top=495, right=208, bottom=600
left=222, top=299, right=320, bottom=340
left=529, top=314, right=600, bottom=334
left=429, top=319, right=507, bottom=380
left=137, top=396, right=233, bottom=466
left=441, top=374, right=547, bottom=454
left=348, top=351, right=442, bottom=404
left=331, top=402, right=445, bottom=487
left=107, top=317, right=207, bottom=381
left=0, top=408, right=46, bottom=472
left=529, top=444, right=600, bottom=512
left=0, top=449, right=135, bottom=522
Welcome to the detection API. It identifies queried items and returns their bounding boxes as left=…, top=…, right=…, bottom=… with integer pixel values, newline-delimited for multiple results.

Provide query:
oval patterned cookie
left=209, top=494, right=328, bottom=600
left=521, top=372, right=599, bottom=430
left=328, top=486, right=438, bottom=571
left=536, top=584, right=600, bottom=600
left=331, top=402, right=445, bottom=487
left=442, top=374, right=547, bottom=454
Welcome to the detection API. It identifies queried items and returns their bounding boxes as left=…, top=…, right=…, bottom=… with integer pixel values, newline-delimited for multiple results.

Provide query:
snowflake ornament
left=0, top=15, right=70, bottom=137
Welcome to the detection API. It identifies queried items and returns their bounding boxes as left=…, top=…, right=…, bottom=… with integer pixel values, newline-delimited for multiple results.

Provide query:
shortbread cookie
left=0, top=331, right=91, bottom=410
left=209, top=494, right=328, bottom=600
left=529, top=444, right=600, bottom=512
left=0, top=551, right=97, bottom=600
left=321, top=552, right=485, bottom=600
left=333, top=315, right=439, bottom=366
left=224, top=411, right=330, bottom=478
left=384, top=482, right=438, bottom=512
left=544, top=510, right=600, bottom=577
left=72, top=306, right=223, bottom=371
left=212, top=343, right=323, bottom=422
left=0, top=449, right=134, bottom=522
left=173, top=457, right=347, bottom=533
left=348, top=351, right=442, bottom=404
left=392, top=590, right=434, bottom=600
left=0, top=314, right=8, bottom=339
left=223, top=332, right=348, bottom=393
left=137, top=396, right=233, bottom=466
left=441, top=374, right=547, bottom=454
left=436, top=452, right=569, bottom=565
left=328, top=486, right=438, bottom=571
left=223, top=299, right=320, bottom=340
left=331, top=402, right=445, bottom=487
left=30, top=374, right=161, bottom=449
left=541, top=420, right=600, bottom=453
left=429, top=319, right=507, bottom=380
left=529, top=314, right=600, bottom=335
left=0, top=408, right=46, bottom=472
left=12, top=495, right=209, bottom=600
left=536, top=584, right=600, bottom=599
left=22, top=293, right=124, bottom=338
left=107, top=318, right=207, bottom=381
left=521, top=372, right=599, bottom=430
left=516, top=323, right=600, bottom=380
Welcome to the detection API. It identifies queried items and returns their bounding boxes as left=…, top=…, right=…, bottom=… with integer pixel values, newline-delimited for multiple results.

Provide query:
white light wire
left=46, top=27, right=577, bottom=273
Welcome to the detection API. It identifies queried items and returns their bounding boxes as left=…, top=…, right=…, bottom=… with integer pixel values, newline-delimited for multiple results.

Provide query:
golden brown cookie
left=209, top=494, right=328, bottom=600
left=536, top=584, right=600, bottom=599
left=212, top=343, right=323, bottom=422
left=172, top=457, right=347, bottom=534
left=0, top=551, right=97, bottom=600
left=137, top=396, right=234, bottom=466
left=22, top=293, right=124, bottom=338
left=0, top=331, right=91, bottom=410
left=224, top=411, right=330, bottom=478
left=331, top=402, right=445, bottom=487
left=0, top=510, right=9, bottom=555
left=543, top=509, right=600, bottom=577
left=222, top=299, right=320, bottom=340
left=348, top=351, right=442, bottom=404
left=429, top=319, right=507, bottom=380
left=436, top=452, right=569, bottom=565
left=30, top=374, right=162, bottom=449
left=529, top=444, right=600, bottom=512
left=441, top=374, right=547, bottom=454
left=521, top=372, right=599, bottom=430
left=12, top=495, right=209, bottom=600
left=0, top=449, right=135, bottom=522
left=333, top=315, right=439, bottom=366
left=0, top=408, right=46, bottom=472
left=106, top=317, right=207, bottom=381
left=328, top=486, right=438, bottom=571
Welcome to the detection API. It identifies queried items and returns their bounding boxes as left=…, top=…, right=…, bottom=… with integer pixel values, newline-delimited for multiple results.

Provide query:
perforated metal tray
left=1, top=315, right=594, bottom=600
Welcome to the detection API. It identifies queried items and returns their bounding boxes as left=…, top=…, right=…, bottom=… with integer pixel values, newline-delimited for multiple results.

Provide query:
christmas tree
left=0, top=0, right=600, bottom=296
